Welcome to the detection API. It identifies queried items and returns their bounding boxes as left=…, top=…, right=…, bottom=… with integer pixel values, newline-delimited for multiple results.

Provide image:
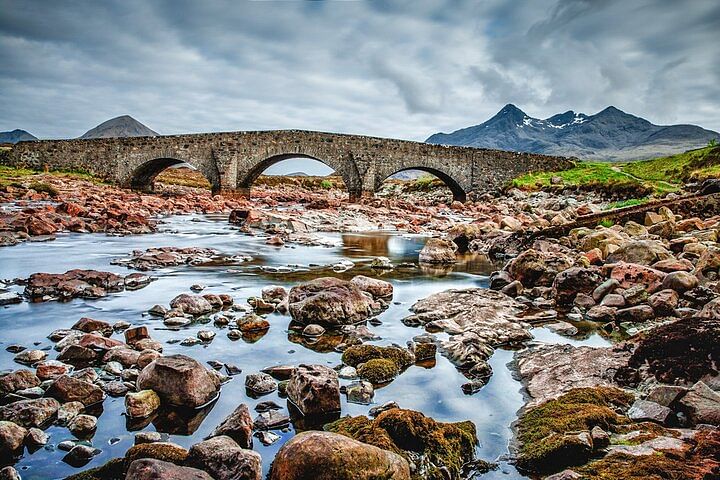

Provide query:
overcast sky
left=1, top=0, right=719, bottom=141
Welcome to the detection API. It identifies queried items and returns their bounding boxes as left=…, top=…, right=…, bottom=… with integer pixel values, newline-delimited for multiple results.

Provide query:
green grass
left=598, top=219, right=615, bottom=228
left=622, top=146, right=720, bottom=183
left=604, top=198, right=648, bottom=210
left=0, top=164, right=104, bottom=187
left=512, top=162, right=630, bottom=189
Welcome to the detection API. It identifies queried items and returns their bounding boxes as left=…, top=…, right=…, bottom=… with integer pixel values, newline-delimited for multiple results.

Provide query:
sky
left=1, top=0, right=719, bottom=144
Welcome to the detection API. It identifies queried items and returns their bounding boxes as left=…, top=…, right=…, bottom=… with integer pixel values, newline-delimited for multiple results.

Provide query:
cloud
left=0, top=0, right=718, bottom=141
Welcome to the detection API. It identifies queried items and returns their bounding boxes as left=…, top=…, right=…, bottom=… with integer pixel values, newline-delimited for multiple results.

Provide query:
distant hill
left=427, top=104, right=720, bottom=161
left=79, top=115, right=158, bottom=139
left=0, top=129, right=37, bottom=144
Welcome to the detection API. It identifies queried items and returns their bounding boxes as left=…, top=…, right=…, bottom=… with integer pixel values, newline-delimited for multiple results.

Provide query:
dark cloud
left=0, top=0, right=718, bottom=140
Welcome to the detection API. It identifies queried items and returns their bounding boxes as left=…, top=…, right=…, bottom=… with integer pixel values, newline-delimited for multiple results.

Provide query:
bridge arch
left=128, top=157, right=220, bottom=194
left=378, top=166, right=467, bottom=202
left=236, top=153, right=363, bottom=200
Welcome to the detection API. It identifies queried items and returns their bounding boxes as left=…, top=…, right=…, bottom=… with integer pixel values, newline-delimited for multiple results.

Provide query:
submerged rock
left=186, top=435, right=262, bottom=480
left=269, top=431, right=411, bottom=480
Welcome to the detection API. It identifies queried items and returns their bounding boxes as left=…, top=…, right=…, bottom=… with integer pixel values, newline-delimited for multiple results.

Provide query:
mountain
left=79, top=115, right=158, bottom=139
left=426, top=104, right=720, bottom=161
left=0, top=129, right=37, bottom=144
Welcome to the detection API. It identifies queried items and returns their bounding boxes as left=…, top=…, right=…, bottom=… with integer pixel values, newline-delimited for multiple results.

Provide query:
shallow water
left=0, top=213, right=606, bottom=479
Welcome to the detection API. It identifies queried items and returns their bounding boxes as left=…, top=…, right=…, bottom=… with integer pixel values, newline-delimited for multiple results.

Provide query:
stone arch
left=379, top=166, right=467, bottom=202
left=236, top=153, right=363, bottom=200
left=129, top=157, right=220, bottom=194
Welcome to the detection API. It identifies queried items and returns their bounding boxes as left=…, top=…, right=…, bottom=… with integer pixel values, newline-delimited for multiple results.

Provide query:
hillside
left=427, top=104, right=719, bottom=161
left=0, top=129, right=37, bottom=144
left=79, top=115, right=158, bottom=139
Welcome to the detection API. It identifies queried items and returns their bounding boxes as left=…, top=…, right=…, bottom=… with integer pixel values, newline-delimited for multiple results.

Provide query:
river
left=0, top=212, right=609, bottom=479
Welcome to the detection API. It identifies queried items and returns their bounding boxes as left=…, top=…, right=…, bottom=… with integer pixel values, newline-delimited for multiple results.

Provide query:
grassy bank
left=511, top=146, right=720, bottom=196
left=0, top=164, right=103, bottom=189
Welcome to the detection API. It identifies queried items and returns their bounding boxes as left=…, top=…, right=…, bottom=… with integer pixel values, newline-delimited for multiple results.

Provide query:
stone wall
left=4, top=129, right=574, bottom=200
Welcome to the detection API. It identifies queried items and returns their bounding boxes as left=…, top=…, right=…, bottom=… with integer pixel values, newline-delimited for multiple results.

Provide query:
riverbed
left=0, top=212, right=609, bottom=479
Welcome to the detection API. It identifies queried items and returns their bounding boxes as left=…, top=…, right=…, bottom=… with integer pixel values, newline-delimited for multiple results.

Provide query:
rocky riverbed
left=1, top=174, right=719, bottom=479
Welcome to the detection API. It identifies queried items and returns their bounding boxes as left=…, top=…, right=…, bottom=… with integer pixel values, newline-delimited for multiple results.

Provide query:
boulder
left=269, top=431, right=410, bottom=480
left=0, top=398, right=59, bottom=428
left=552, top=267, right=603, bottom=306
left=0, top=421, right=27, bottom=452
left=125, top=390, right=161, bottom=418
left=169, top=294, right=213, bottom=316
left=288, top=277, right=375, bottom=326
left=505, top=249, right=573, bottom=288
left=137, top=355, right=220, bottom=408
left=287, top=364, right=341, bottom=416
left=68, top=414, right=97, bottom=438
left=662, top=271, right=699, bottom=292
left=606, top=240, right=672, bottom=266
left=418, top=238, right=457, bottom=264
left=244, top=373, right=277, bottom=395
left=186, top=435, right=262, bottom=480
left=125, top=459, right=213, bottom=480
left=628, top=399, right=673, bottom=425
left=45, top=375, right=105, bottom=406
left=208, top=403, right=253, bottom=448
left=349, top=275, right=393, bottom=298
left=0, top=369, right=40, bottom=396
left=610, top=263, right=666, bottom=293
left=679, top=381, right=720, bottom=426
left=647, top=289, right=679, bottom=316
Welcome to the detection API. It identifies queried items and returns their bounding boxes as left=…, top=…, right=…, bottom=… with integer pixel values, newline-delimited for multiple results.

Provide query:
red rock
left=610, top=263, right=667, bottom=293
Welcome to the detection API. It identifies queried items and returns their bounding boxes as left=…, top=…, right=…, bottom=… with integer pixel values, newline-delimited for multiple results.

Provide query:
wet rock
left=103, top=347, right=141, bottom=368
left=516, top=344, right=631, bottom=407
left=135, top=431, right=163, bottom=444
left=0, top=369, right=40, bottom=396
left=600, top=293, right=625, bottom=308
left=647, top=289, right=679, bottom=315
left=57, top=344, right=97, bottom=363
left=208, top=403, right=253, bottom=448
left=345, top=381, right=374, bottom=404
left=418, top=237, right=457, bottom=264
left=610, top=263, right=666, bottom=293
left=169, top=293, right=213, bottom=316
left=349, top=275, right=393, bottom=299
left=288, top=277, right=375, bottom=327
left=506, top=248, right=574, bottom=288
left=627, top=399, right=673, bottom=425
left=125, top=389, right=161, bottom=418
left=57, top=401, right=84, bottom=426
left=63, top=444, right=100, bottom=466
left=244, top=373, right=277, bottom=395
left=186, top=435, right=262, bottom=480
left=36, top=360, right=73, bottom=381
left=592, top=278, right=620, bottom=302
left=125, top=458, right=212, bottom=480
left=357, top=358, right=399, bottom=384
left=137, top=354, right=220, bottom=408
left=71, top=317, right=113, bottom=335
left=45, top=375, right=105, bottom=406
left=616, top=304, right=655, bottom=322
left=412, top=341, right=437, bottom=362
left=236, top=313, right=270, bottom=333
left=0, top=292, right=22, bottom=306
left=124, top=441, right=189, bottom=466
left=13, top=349, right=47, bottom=365
left=261, top=285, right=287, bottom=305
left=679, top=381, right=720, bottom=426
left=606, top=240, right=673, bottom=266
left=0, top=420, right=27, bottom=452
left=370, top=256, right=393, bottom=269
left=269, top=431, right=410, bottom=480
left=0, top=397, right=59, bottom=428
left=405, top=288, right=529, bottom=382
left=254, top=430, right=280, bottom=446
left=68, top=413, right=97, bottom=438
left=552, top=267, right=603, bottom=306
left=24, top=269, right=124, bottom=301
left=287, top=364, right=340, bottom=416
left=662, top=271, right=699, bottom=292
left=137, top=349, right=163, bottom=368
left=645, top=385, right=687, bottom=407
left=302, top=324, right=325, bottom=337
left=254, top=410, right=290, bottom=430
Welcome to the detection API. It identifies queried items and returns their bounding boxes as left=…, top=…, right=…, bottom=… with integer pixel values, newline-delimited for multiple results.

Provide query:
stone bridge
left=4, top=130, right=574, bottom=201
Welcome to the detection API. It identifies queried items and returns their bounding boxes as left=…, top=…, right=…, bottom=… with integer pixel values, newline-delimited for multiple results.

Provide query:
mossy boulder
left=341, top=344, right=414, bottom=370
left=64, top=458, right=124, bottom=480
left=357, top=358, right=399, bottom=384
left=576, top=429, right=720, bottom=479
left=326, top=408, right=477, bottom=479
left=123, top=442, right=189, bottom=469
left=516, top=387, right=634, bottom=474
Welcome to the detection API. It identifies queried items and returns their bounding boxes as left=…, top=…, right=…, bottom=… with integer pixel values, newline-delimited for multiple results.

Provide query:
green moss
left=341, top=344, right=414, bottom=370
left=327, top=408, right=478, bottom=480
left=123, top=442, right=189, bottom=469
left=604, top=198, right=648, bottom=210
left=577, top=430, right=720, bottom=479
left=516, top=387, right=634, bottom=474
left=64, top=458, right=124, bottom=480
left=29, top=181, right=59, bottom=196
left=357, top=358, right=399, bottom=384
